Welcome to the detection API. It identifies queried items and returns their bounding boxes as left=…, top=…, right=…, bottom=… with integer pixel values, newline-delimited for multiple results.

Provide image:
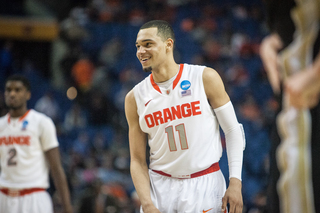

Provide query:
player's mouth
left=6, top=97, right=16, bottom=104
left=141, top=57, right=151, bottom=65
left=6, top=99, right=18, bottom=107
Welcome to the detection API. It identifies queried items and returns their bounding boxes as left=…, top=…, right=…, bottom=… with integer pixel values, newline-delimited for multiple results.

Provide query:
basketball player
left=0, top=75, right=73, bottom=213
left=260, top=0, right=320, bottom=212
left=125, top=20, right=245, bottom=213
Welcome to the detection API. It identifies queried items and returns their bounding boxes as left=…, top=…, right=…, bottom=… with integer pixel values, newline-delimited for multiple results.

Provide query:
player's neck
left=9, top=106, right=29, bottom=118
left=152, top=61, right=179, bottom=83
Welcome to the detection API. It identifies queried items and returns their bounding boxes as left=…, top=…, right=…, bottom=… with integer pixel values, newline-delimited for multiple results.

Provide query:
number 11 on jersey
left=165, top=124, right=189, bottom=151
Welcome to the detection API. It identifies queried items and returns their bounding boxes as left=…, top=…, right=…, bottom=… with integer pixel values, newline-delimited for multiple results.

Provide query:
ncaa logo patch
left=22, top=120, right=28, bottom=130
left=180, top=80, right=191, bottom=90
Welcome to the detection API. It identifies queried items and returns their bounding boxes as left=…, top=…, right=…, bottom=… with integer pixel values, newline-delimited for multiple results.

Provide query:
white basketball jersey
left=0, top=109, right=59, bottom=189
left=133, top=63, right=222, bottom=177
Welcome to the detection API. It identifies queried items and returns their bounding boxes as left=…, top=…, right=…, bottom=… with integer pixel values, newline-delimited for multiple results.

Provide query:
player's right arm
left=125, top=90, right=160, bottom=213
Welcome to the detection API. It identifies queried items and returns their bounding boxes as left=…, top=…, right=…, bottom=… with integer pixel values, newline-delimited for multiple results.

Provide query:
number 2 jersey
left=133, top=63, right=222, bottom=177
left=0, top=109, right=59, bottom=189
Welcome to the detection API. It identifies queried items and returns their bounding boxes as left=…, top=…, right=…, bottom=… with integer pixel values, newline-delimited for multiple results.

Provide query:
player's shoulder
left=202, top=66, right=220, bottom=78
left=125, top=88, right=135, bottom=102
left=29, top=109, right=54, bottom=123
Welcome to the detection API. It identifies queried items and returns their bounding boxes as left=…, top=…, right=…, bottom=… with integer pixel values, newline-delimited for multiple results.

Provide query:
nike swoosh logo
left=145, top=99, right=152, bottom=106
left=203, top=208, right=213, bottom=213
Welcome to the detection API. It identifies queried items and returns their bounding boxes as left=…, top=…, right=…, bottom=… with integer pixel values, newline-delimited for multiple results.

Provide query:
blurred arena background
left=0, top=0, right=275, bottom=212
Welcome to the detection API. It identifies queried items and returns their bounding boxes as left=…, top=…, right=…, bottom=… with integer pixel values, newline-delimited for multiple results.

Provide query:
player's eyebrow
left=135, top=39, right=154, bottom=45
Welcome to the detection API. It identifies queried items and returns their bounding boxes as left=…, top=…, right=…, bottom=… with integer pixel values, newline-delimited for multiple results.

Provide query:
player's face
left=136, top=27, right=167, bottom=72
left=4, top=81, right=31, bottom=110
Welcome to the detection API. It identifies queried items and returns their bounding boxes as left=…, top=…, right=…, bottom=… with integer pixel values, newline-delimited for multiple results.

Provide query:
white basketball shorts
left=141, top=169, right=227, bottom=213
left=0, top=190, right=53, bottom=213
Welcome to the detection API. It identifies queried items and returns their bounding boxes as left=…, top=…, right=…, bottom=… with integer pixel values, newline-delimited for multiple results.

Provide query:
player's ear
left=26, top=91, right=31, bottom=101
left=166, top=38, right=174, bottom=52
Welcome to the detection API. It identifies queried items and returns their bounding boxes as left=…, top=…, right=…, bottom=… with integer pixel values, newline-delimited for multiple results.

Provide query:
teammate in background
left=0, top=75, right=73, bottom=213
left=260, top=0, right=320, bottom=212
left=125, top=20, right=245, bottom=213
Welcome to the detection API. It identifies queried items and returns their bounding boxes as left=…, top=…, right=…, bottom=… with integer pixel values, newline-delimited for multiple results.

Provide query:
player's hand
left=221, top=178, right=243, bottom=213
left=259, top=33, right=283, bottom=94
left=285, top=66, right=320, bottom=109
left=142, top=203, right=161, bottom=213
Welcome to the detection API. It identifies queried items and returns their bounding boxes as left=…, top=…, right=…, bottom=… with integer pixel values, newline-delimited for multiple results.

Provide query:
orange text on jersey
left=145, top=101, right=202, bottom=128
left=0, top=136, right=31, bottom=146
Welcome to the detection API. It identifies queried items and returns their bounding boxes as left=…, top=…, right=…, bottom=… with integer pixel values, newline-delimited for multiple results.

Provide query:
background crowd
left=0, top=0, right=275, bottom=212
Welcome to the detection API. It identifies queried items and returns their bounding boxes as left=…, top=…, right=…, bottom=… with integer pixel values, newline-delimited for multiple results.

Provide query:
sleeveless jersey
left=133, top=63, right=222, bottom=177
left=0, top=109, right=59, bottom=189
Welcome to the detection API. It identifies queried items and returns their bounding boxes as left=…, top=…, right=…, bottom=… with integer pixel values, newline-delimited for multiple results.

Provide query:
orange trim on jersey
left=7, top=109, right=31, bottom=123
left=150, top=64, right=184, bottom=94
left=152, top=162, right=220, bottom=179
left=172, top=64, right=184, bottom=89
left=150, top=74, right=162, bottom=93
left=0, top=188, right=45, bottom=197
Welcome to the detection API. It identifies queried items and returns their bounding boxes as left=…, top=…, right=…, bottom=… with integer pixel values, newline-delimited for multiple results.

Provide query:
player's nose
left=8, top=90, right=18, bottom=97
left=137, top=46, right=146, bottom=54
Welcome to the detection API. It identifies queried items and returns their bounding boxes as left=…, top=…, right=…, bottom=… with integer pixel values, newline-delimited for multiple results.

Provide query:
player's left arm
left=40, top=117, right=73, bottom=213
left=203, top=67, right=245, bottom=213
left=46, top=147, right=73, bottom=213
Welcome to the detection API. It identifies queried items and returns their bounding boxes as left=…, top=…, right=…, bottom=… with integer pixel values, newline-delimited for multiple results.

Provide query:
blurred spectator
left=225, top=63, right=250, bottom=103
left=88, top=0, right=126, bottom=22
left=230, top=33, right=249, bottom=58
left=232, top=5, right=248, bottom=21
left=60, top=7, right=90, bottom=44
left=97, top=152, right=124, bottom=184
left=72, top=131, right=91, bottom=157
left=78, top=179, right=120, bottom=213
left=102, top=182, right=131, bottom=211
left=34, top=91, right=61, bottom=123
left=128, top=7, right=146, bottom=26
left=63, top=102, right=88, bottom=132
left=71, top=56, right=95, bottom=92
left=81, top=157, right=98, bottom=184
left=60, top=45, right=82, bottom=86
left=247, top=191, right=267, bottom=213
left=202, top=38, right=222, bottom=62
left=113, top=67, right=143, bottom=111
left=98, top=37, right=123, bottom=70
left=92, top=130, right=109, bottom=154
left=85, top=90, right=116, bottom=126
left=113, top=148, right=130, bottom=173
left=90, top=66, right=111, bottom=96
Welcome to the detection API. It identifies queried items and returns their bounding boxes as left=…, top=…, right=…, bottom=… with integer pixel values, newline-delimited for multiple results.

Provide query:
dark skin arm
left=46, top=147, right=73, bottom=213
